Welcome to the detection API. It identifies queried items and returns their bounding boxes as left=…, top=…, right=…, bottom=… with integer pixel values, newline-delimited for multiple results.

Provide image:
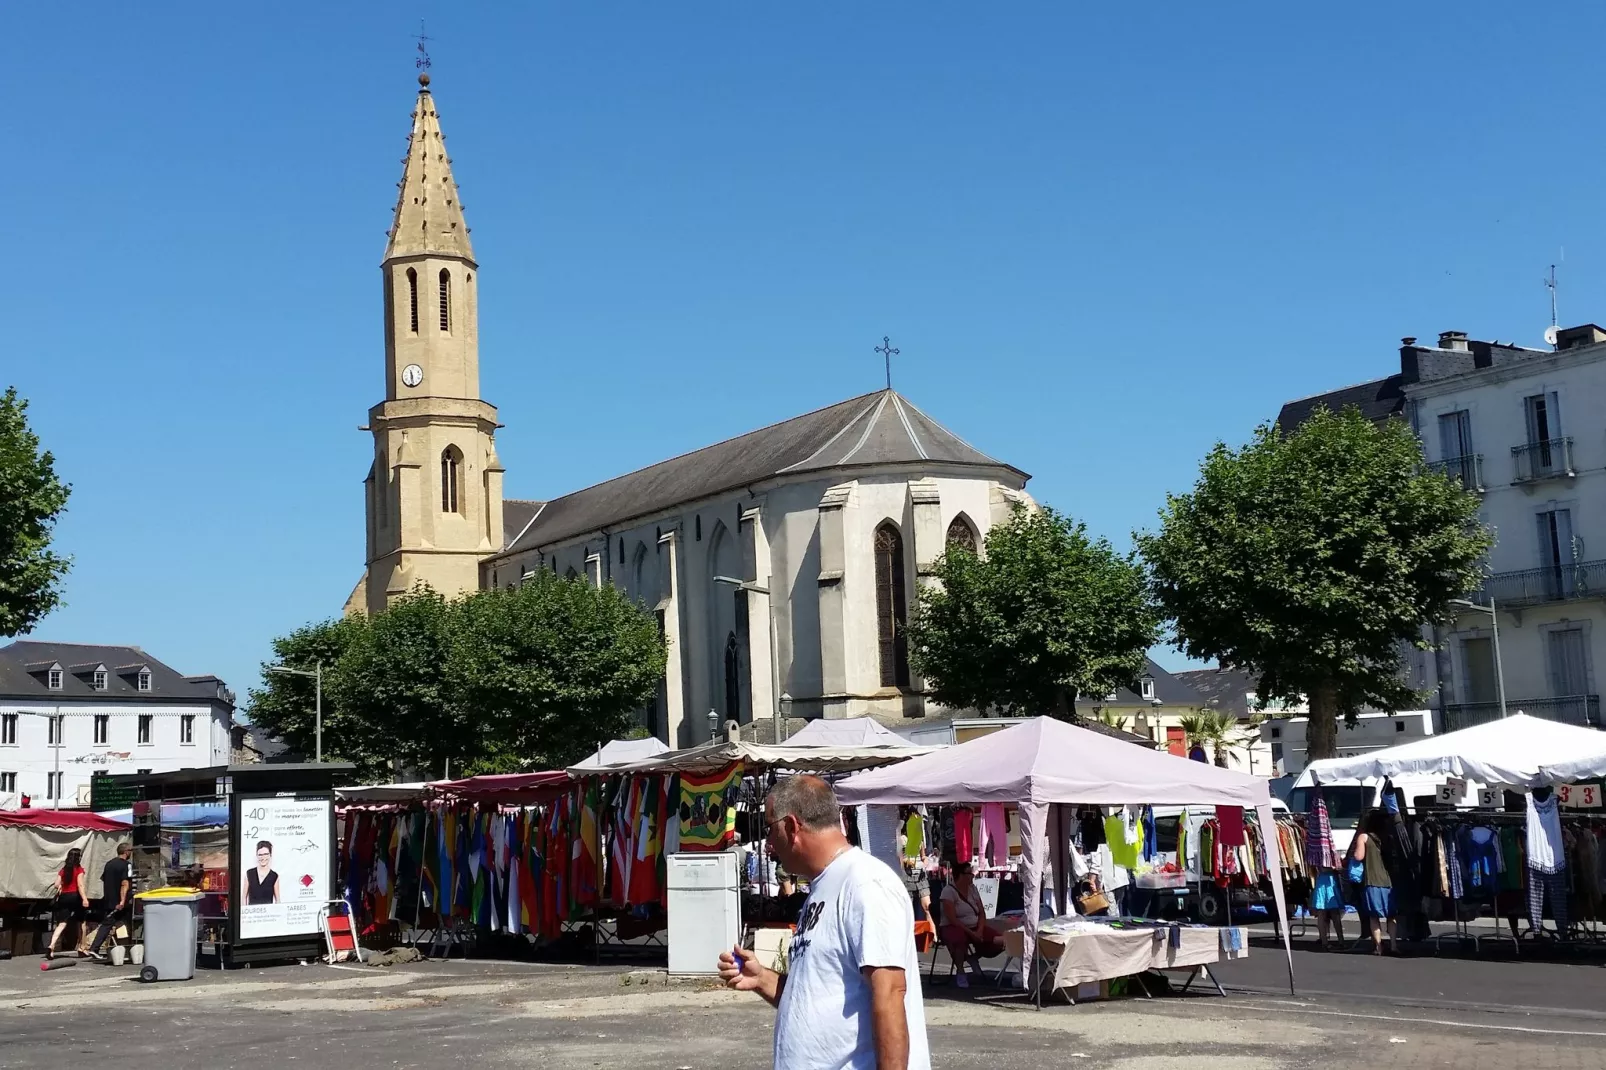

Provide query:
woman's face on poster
left=257, top=847, right=272, bottom=868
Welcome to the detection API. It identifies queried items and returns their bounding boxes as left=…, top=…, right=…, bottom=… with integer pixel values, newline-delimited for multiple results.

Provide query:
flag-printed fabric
left=677, top=763, right=740, bottom=851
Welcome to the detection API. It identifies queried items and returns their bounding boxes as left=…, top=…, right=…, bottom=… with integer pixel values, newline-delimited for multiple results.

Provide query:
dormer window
left=92, top=669, right=107, bottom=691
left=1140, top=675, right=1156, bottom=701
left=137, top=670, right=151, bottom=692
left=47, top=667, right=62, bottom=690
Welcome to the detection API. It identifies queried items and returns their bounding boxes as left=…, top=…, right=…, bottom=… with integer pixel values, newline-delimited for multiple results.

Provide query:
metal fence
left=1427, top=454, right=1484, bottom=493
left=1472, top=559, right=1606, bottom=609
left=1442, top=695, right=1601, bottom=731
left=1511, top=437, right=1575, bottom=484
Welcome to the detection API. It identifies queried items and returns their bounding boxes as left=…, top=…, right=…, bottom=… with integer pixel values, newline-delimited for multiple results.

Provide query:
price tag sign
left=1559, top=783, right=1602, bottom=809
left=1435, top=784, right=1458, bottom=805
left=1477, top=789, right=1498, bottom=808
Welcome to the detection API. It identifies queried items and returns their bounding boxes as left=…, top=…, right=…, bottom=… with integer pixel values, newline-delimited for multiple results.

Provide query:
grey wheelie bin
left=134, top=889, right=202, bottom=982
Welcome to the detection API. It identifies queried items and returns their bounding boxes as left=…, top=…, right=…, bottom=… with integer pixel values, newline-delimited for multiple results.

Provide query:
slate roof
left=502, top=498, right=545, bottom=548
left=1094, top=658, right=1207, bottom=708
left=0, top=641, right=232, bottom=705
left=1275, top=375, right=1405, bottom=431
left=1173, top=667, right=1261, bottom=720
left=494, top=389, right=1023, bottom=557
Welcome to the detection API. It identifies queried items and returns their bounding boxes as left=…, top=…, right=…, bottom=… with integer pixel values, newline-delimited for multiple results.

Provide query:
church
left=348, top=76, right=1037, bottom=747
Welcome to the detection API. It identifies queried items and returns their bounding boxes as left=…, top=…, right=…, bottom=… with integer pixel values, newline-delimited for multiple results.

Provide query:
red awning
left=433, top=771, right=571, bottom=804
left=0, top=808, right=133, bottom=832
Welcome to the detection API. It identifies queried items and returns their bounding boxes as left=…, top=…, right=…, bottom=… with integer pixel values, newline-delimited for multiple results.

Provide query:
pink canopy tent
left=835, top=717, right=1294, bottom=994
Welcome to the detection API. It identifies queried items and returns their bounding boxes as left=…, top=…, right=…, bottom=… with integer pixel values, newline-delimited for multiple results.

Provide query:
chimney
left=1438, top=331, right=1469, bottom=352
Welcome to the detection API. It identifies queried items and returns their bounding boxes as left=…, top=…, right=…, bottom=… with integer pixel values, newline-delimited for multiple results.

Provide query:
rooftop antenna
left=1543, top=252, right=1562, bottom=348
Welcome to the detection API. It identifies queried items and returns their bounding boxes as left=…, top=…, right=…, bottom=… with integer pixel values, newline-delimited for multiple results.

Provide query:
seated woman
left=939, top=862, right=1004, bottom=988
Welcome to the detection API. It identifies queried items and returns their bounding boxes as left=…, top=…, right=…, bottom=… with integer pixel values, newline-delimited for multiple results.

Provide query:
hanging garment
left=903, top=812, right=924, bottom=859
left=1216, top=806, right=1246, bottom=848
left=953, top=808, right=975, bottom=863
left=1140, top=806, right=1158, bottom=864
left=980, top=803, right=1008, bottom=867
left=1460, top=826, right=1501, bottom=893
left=678, top=763, right=741, bottom=851
left=1528, top=792, right=1566, bottom=874
left=1305, top=791, right=1340, bottom=871
left=1528, top=866, right=1570, bottom=933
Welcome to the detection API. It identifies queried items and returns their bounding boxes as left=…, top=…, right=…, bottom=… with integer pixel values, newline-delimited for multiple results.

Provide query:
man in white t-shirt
left=718, top=775, right=930, bottom=1070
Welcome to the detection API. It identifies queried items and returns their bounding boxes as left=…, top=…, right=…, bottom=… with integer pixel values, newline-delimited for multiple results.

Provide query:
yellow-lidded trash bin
left=133, top=889, right=201, bottom=982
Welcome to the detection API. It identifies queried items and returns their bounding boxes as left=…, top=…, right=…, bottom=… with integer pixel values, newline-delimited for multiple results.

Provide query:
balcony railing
left=1428, top=454, right=1485, bottom=493
left=1471, top=559, right=1606, bottom=609
left=1442, top=695, right=1602, bottom=731
left=1512, top=437, right=1575, bottom=484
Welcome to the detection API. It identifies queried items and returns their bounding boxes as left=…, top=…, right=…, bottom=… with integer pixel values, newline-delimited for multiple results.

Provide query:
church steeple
left=359, top=75, right=505, bottom=617
left=385, top=74, right=475, bottom=263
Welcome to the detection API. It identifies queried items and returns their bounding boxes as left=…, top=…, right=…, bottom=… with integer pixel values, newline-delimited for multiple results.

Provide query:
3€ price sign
left=1557, top=783, right=1602, bottom=809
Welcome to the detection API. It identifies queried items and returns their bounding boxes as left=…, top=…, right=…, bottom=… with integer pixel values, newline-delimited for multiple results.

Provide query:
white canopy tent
left=1306, top=713, right=1606, bottom=789
left=570, top=736, right=672, bottom=773
left=784, top=717, right=923, bottom=749
left=835, top=717, right=1292, bottom=994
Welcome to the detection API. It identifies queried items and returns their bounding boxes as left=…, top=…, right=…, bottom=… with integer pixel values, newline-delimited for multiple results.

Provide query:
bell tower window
left=440, top=446, right=461, bottom=514
left=438, top=269, right=451, bottom=332
left=406, top=268, right=419, bottom=333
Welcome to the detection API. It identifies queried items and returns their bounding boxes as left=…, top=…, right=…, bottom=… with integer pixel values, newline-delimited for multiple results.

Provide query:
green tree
left=244, top=615, right=384, bottom=775
left=1093, top=708, right=1131, bottom=733
left=1139, top=407, right=1491, bottom=762
left=449, top=571, right=668, bottom=770
left=335, top=586, right=472, bottom=778
left=909, top=505, right=1161, bottom=721
left=0, top=388, right=71, bottom=637
left=245, top=574, right=668, bottom=780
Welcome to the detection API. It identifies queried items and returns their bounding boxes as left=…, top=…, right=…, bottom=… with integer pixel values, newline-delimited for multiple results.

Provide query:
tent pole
left=1256, top=801, right=1296, bottom=996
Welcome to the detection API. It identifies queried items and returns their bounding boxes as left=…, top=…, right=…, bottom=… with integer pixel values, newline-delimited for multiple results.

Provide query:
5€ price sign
left=1558, top=783, right=1602, bottom=809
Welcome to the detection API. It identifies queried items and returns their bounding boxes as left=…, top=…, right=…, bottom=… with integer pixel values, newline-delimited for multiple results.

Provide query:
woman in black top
left=245, top=840, right=281, bottom=905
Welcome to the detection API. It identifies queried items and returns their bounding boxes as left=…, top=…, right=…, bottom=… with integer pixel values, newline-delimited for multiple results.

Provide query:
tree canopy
left=0, top=387, right=71, bottom=637
left=909, top=505, right=1161, bottom=720
left=246, top=572, right=668, bottom=780
left=1138, top=407, right=1490, bottom=761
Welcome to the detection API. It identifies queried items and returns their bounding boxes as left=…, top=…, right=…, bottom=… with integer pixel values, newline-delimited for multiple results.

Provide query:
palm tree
left=1179, top=708, right=1251, bottom=768
left=1094, top=708, right=1131, bottom=734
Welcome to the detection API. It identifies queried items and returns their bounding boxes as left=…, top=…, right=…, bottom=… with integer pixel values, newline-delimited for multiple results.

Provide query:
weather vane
left=875, top=336, right=900, bottom=391
left=415, top=21, right=433, bottom=73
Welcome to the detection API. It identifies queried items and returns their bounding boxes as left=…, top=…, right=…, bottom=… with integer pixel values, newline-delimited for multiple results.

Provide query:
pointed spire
left=384, top=74, right=474, bottom=263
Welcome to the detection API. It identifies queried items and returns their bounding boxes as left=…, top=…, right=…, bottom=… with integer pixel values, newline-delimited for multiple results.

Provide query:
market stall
left=835, top=717, right=1294, bottom=999
left=0, top=808, right=132, bottom=957
left=783, top=717, right=923, bottom=749
left=1305, top=713, right=1606, bottom=948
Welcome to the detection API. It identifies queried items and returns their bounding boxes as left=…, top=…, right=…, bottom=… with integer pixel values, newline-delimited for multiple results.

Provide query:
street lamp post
left=713, top=575, right=781, bottom=741
left=1449, top=598, right=1507, bottom=721
left=268, top=662, right=323, bottom=762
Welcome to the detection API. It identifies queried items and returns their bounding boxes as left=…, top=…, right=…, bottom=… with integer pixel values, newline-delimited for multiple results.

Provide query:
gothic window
left=875, top=522, right=911, bottom=689
left=406, top=268, right=419, bottom=333
left=440, top=446, right=461, bottom=513
left=946, top=515, right=978, bottom=554
left=438, top=269, right=451, bottom=332
left=724, top=632, right=742, bottom=726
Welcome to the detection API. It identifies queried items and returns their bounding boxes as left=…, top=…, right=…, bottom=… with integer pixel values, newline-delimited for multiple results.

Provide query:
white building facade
left=0, top=642, right=234, bottom=808
left=1403, top=327, right=1606, bottom=732
left=480, top=397, right=1034, bottom=748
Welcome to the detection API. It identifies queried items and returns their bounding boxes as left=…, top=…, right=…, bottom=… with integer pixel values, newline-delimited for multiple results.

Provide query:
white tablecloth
left=1002, top=924, right=1243, bottom=990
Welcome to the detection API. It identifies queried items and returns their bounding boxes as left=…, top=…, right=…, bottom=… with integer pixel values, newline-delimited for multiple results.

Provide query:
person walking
left=86, top=842, right=135, bottom=961
left=1352, top=810, right=1397, bottom=955
left=718, top=774, right=930, bottom=1070
left=45, top=848, right=88, bottom=959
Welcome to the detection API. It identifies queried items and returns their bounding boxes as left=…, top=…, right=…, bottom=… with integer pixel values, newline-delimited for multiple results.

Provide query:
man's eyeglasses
left=765, top=816, right=791, bottom=836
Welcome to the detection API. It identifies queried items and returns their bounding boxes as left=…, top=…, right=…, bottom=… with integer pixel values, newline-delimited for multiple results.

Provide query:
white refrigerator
left=666, top=851, right=741, bottom=975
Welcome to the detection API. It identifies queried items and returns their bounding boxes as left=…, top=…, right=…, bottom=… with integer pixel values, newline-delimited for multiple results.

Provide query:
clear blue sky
left=8, top=3, right=1606, bottom=703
